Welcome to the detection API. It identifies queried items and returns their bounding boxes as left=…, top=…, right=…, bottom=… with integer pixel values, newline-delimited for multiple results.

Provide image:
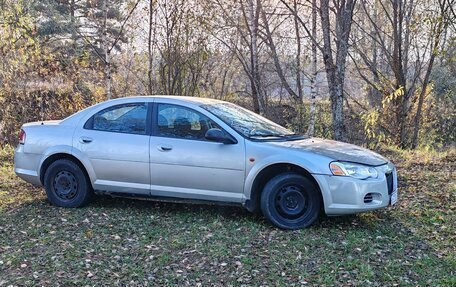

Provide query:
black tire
left=260, top=172, right=322, bottom=229
left=44, top=159, right=93, bottom=208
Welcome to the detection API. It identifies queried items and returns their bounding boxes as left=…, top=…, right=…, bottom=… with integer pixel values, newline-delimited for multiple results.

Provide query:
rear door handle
left=79, top=137, right=93, bottom=144
left=157, top=145, right=172, bottom=152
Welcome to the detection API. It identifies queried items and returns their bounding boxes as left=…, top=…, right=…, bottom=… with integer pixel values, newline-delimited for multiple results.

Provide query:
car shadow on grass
left=84, top=193, right=262, bottom=225
left=5, top=189, right=401, bottom=232
left=88, top=194, right=411, bottom=235
left=89, top=195, right=374, bottom=227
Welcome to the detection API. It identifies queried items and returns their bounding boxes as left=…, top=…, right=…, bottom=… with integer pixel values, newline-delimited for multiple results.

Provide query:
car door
left=73, top=102, right=151, bottom=195
left=149, top=102, right=246, bottom=203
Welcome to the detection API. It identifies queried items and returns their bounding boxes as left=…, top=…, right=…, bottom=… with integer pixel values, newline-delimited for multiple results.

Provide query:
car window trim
left=149, top=102, right=158, bottom=136
left=150, top=102, right=237, bottom=143
left=83, top=102, right=151, bottom=136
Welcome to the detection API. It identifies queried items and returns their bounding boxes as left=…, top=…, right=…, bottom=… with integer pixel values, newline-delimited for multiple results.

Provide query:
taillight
left=19, top=129, right=26, bottom=145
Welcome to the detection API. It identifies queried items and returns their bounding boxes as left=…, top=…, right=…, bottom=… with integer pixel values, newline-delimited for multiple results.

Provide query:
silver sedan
left=14, top=96, right=398, bottom=229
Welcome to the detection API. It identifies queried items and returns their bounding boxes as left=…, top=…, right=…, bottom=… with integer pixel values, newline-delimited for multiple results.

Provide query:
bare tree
left=259, top=1, right=300, bottom=100
left=259, top=0, right=318, bottom=134
left=211, top=0, right=266, bottom=113
left=411, top=0, right=454, bottom=148
left=351, top=0, right=453, bottom=148
left=281, top=0, right=357, bottom=140
left=100, top=0, right=141, bottom=99
left=150, top=0, right=210, bottom=97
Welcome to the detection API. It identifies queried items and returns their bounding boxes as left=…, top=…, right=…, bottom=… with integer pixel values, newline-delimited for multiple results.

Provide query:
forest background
left=0, top=0, right=455, bottom=149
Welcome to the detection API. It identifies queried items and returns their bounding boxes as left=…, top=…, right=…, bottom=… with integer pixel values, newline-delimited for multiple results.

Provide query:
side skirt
left=94, top=190, right=246, bottom=209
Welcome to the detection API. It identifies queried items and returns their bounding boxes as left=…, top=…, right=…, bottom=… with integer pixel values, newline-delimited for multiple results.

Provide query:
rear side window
left=85, top=103, right=148, bottom=135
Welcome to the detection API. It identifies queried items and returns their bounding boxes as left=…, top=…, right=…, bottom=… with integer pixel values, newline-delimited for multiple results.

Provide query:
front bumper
left=14, top=145, right=42, bottom=186
left=314, top=165, right=397, bottom=215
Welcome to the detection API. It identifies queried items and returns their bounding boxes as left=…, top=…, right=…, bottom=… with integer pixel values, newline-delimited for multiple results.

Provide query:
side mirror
left=205, top=128, right=237, bottom=144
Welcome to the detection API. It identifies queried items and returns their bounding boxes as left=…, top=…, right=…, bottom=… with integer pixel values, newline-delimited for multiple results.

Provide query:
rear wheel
left=44, top=159, right=92, bottom=207
left=260, top=173, right=321, bottom=229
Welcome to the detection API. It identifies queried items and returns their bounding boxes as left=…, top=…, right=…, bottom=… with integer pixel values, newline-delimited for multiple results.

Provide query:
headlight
left=329, top=161, right=378, bottom=180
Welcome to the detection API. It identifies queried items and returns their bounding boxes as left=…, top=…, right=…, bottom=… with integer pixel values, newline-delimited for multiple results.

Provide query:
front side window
left=88, top=103, right=148, bottom=135
left=157, top=104, right=221, bottom=140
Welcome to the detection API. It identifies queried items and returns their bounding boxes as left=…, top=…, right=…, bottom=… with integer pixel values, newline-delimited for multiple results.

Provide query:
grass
left=0, top=145, right=455, bottom=286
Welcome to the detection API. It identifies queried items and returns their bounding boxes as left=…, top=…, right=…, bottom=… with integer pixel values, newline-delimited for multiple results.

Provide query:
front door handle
left=157, top=145, right=172, bottom=152
left=79, top=137, right=93, bottom=144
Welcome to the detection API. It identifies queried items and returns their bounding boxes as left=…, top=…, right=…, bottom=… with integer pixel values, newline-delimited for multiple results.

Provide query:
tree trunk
left=70, top=0, right=76, bottom=49
left=367, top=0, right=382, bottom=107
left=147, top=0, right=155, bottom=95
left=102, top=0, right=112, bottom=99
left=391, top=0, right=409, bottom=147
left=307, top=0, right=317, bottom=136
left=320, top=0, right=354, bottom=141
left=247, top=0, right=263, bottom=114
left=331, top=84, right=345, bottom=140
left=105, top=50, right=111, bottom=99
left=293, top=0, right=303, bottom=101
left=250, top=77, right=261, bottom=113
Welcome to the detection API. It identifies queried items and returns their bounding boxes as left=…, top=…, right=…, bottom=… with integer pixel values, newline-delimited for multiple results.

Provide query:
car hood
left=270, top=137, right=388, bottom=166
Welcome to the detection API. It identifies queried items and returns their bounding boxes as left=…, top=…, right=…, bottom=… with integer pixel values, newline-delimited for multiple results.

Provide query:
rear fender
left=70, top=148, right=97, bottom=184
left=38, top=145, right=96, bottom=185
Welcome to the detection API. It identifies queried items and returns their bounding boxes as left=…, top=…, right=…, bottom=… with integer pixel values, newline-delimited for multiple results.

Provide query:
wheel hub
left=285, top=195, right=299, bottom=209
left=275, top=185, right=308, bottom=218
left=53, top=171, right=78, bottom=200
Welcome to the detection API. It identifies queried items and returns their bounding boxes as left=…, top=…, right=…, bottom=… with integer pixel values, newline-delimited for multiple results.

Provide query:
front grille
left=386, top=172, right=394, bottom=195
left=364, top=193, right=373, bottom=203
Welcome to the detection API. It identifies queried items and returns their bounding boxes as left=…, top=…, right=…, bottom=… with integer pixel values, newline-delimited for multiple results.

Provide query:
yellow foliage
left=382, top=86, right=404, bottom=105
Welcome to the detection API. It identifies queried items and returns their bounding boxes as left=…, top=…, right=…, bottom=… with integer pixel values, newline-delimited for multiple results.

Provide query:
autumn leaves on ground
left=0, top=146, right=454, bottom=286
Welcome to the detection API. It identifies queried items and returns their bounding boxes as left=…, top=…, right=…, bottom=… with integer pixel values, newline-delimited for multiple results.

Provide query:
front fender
left=243, top=154, right=331, bottom=201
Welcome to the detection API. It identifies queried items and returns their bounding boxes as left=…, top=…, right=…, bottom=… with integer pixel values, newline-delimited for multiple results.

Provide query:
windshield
left=201, top=102, right=299, bottom=139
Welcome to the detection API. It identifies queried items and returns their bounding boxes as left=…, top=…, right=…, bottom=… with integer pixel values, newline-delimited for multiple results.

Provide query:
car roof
left=107, top=95, right=226, bottom=105
left=61, top=95, right=227, bottom=125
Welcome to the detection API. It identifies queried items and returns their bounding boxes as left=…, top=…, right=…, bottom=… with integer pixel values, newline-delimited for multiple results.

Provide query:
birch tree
left=281, top=0, right=356, bottom=140
left=307, top=0, right=318, bottom=136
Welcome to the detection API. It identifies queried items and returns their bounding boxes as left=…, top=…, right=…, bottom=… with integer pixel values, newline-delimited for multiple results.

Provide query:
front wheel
left=44, top=159, right=93, bottom=208
left=260, top=173, right=322, bottom=229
